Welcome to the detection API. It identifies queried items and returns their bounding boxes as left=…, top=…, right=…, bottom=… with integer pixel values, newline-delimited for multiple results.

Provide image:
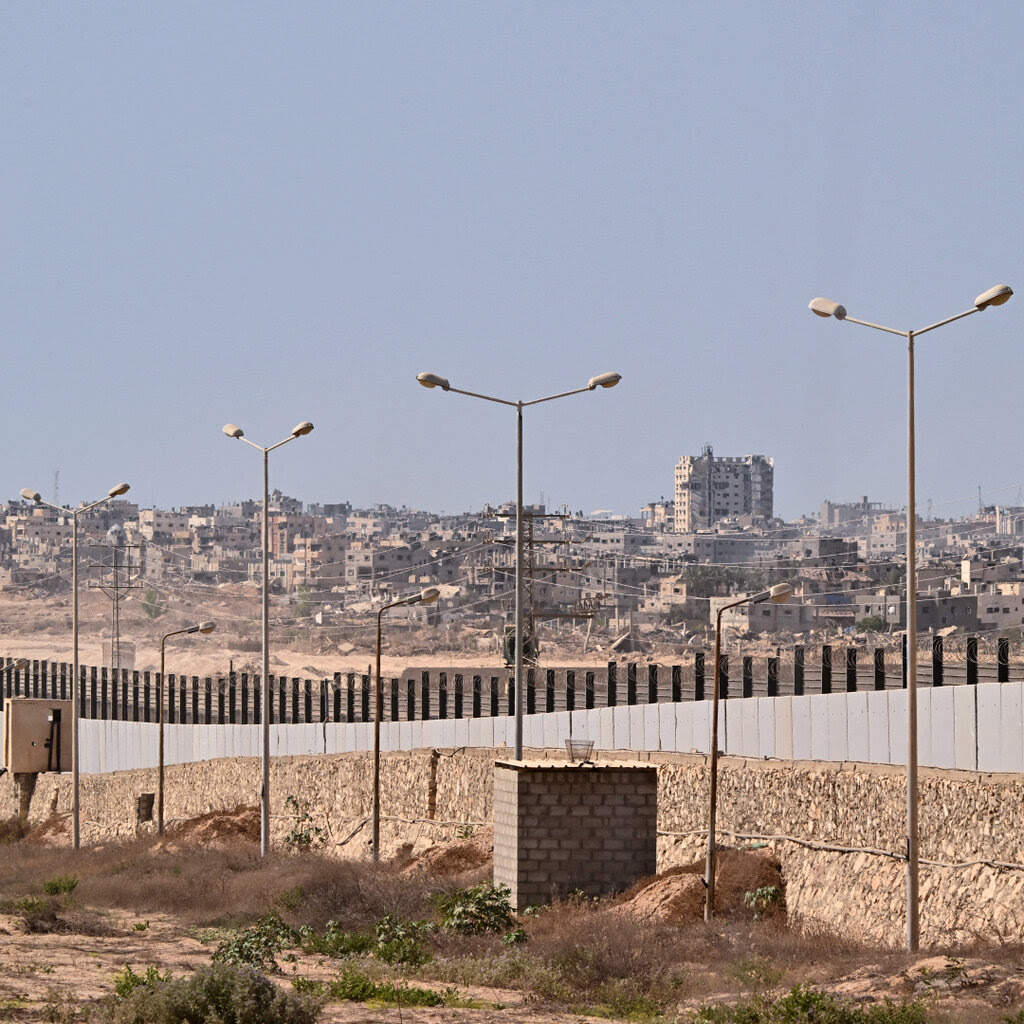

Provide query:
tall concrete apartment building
left=674, top=447, right=774, bottom=531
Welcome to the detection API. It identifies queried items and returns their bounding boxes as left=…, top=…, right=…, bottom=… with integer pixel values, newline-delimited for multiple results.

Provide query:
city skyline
left=3, top=3, right=1021, bottom=521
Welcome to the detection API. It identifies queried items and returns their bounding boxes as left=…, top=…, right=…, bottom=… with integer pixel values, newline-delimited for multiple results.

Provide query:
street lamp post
left=3, top=658, right=29, bottom=681
left=705, top=583, right=793, bottom=921
left=158, top=621, right=216, bottom=834
left=373, top=587, right=440, bottom=861
left=20, top=483, right=130, bottom=850
left=416, top=371, right=622, bottom=760
left=809, top=283, right=1012, bottom=951
left=223, top=421, right=314, bottom=857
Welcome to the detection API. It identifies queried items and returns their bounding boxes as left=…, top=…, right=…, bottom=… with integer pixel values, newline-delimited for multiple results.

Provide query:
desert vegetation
left=3, top=812, right=1024, bottom=1023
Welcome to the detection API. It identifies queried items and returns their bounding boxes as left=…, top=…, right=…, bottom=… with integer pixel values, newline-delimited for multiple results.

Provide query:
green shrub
left=282, top=796, right=326, bottom=853
left=299, top=920, right=375, bottom=958
left=112, top=965, right=172, bottom=998
left=213, top=913, right=298, bottom=973
left=373, top=913, right=432, bottom=965
left=690, top=985, right=929, bottom=1024
left=43, top=875, right=78, bottom=896
left=294, top=969, right=442, bottom=1008
left=97, top=961, right=318, bottom=1024
left=432, top=882, right=514, bottom=934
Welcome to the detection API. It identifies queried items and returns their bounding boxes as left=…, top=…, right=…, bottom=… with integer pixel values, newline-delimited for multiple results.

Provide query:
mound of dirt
left=154, top=805, right=260, bottom=851
left=625, top=871, right=707, bottom=922
left=617, top=848, right=784, bottom=924
left=404, top=826, right=494, bottom=878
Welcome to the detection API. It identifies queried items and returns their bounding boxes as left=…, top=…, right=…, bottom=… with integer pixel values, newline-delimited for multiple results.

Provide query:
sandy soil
left=0, top=587, right=614, bottom=681
left=3, top=814, right=1024, bottom=1023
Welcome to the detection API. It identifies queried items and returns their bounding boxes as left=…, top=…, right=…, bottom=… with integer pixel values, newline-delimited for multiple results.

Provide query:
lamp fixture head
left=291, top=421, right=314, bottom=437
left=108, top=483, right=130, bottom=498
left=588, top=371, right=622, bottom=390
left=20, top=488, right=41, bottom=503
left=809, top=297, right=846, bottom=320
left=975, top=284, right=1013, bottom=310
left=769, top=583, right=794, bottom=604
left=416, top=372, right=450, bottom=390
left=223, top=424, right=244, bottom=439
left=198, top=621, right=216, bottom=634
left=419, top=587, right=441, bottom=604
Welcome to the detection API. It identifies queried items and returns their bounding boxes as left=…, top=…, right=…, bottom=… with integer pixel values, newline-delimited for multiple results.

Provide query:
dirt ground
left=3, top=813, right=1024, bottom=1022
left=0, top=586, right=615, bottom=681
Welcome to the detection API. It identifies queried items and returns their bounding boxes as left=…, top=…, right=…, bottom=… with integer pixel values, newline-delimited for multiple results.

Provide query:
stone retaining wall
left=5, top=748, right=1024, bottom=948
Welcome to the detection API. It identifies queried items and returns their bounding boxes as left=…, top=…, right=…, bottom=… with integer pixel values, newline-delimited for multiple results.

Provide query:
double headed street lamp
left=373, top=587, right=441, bottom=861
left=158, top=621, right=216, bottom=834
left=809, top=283, right=1012, bottom=951
left=704, top=583, right=793, bottom=921
left=20, top=482, right=130, bottom=849
left=223, top=420, right=314, bottom=856
left=416, top=371, right=622, bottom=760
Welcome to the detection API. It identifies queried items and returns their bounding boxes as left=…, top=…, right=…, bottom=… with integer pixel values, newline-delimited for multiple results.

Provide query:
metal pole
left=906, top=330, right=920, bottom=952
left=373, top=606, right=383, bottom=861
left=704, top=604, right=725, bottom=922
left=514, top=402, right=524, bottom=760
left=158, top=637, right=166, bottom=834
left=261, top=448, right=270, bottom=857
left=71, top=510, right=80, bottom=851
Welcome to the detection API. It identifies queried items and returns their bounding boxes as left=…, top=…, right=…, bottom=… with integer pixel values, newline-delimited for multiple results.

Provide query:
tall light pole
left=704, top=582, right=792, bottom=922
left=20, top=483, right=130, bottom=850
left=373, top=587, right=440, bottom=861
left=416, top=371, right=622, bottom=760
left=223, top=420, right=313, bottom=856
left=809, top=283, right=1012, bottom=951
left=158, top=621, right=215, bottom=835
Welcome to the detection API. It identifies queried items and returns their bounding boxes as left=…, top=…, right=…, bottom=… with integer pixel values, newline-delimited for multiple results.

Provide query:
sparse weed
left=41, top=987, right=78, bottom=1023
left=282, top=796, right=326, bottom=853
left=743, top=885, right=785, bottom=920
left=0, top=816, right=28, bottom=845
left=727, top=955, right=785, bottom=992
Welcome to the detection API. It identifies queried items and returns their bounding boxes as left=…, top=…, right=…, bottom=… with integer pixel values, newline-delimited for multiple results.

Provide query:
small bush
left=112, top=964, right=172, bottom=998
left=374, top=913, right=433, bottom=965
left=213, top=913, right=298, bottom=973
left=0, top=815, right=28, bottom=844
left=96, top=961, right=318, bottom=1024
left=432, top=882, right=514, bottom=934
left=299, top=920, right=375, bottom=958
left=690, top=985, right=929, bottom=1024
left=282, top=796, right=326, bottom=853
left=294, top=969, right=443, bottom=1008
left=43, top=875, right=79, bottom=896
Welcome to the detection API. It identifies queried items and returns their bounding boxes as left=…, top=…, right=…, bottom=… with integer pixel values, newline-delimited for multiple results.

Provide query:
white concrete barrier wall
left=74, top=683, right=1022, bottom=775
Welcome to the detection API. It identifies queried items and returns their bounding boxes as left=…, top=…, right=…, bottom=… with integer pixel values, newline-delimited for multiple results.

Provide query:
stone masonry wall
left=6, top=747, right=1024, bottom=947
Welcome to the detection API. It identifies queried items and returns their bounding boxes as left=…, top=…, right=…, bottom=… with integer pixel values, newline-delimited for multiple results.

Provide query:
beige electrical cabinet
left=2, top=699, right=72, bottom=774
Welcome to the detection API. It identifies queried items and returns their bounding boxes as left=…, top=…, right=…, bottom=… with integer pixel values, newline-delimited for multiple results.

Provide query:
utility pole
left=88, top=528, right=143, bottom=674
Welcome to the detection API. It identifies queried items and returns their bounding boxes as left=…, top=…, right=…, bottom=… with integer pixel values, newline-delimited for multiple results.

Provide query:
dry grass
left=4, top=825, right=1022, bottom=1022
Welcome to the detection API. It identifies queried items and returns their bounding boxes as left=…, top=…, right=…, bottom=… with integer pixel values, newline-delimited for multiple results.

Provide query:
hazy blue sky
left=3, top=2, right=1021, bottom=521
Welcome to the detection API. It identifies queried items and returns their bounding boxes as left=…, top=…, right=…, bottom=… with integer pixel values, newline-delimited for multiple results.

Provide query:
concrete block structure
left=493, top=760, right=657, bottom=909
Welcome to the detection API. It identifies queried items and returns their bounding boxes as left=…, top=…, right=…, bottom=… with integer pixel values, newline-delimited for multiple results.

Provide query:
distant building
left=673, top=447, right=773, bottom=531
